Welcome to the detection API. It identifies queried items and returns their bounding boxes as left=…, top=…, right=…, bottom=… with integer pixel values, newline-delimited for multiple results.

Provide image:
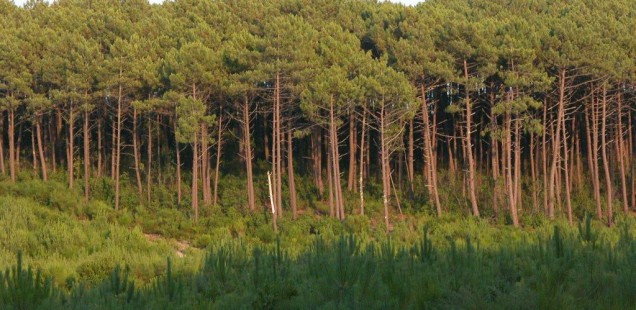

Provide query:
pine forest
left=0, top=0, right=636, bottom=308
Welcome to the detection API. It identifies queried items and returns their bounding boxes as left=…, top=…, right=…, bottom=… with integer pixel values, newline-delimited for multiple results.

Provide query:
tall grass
left=1, top=220, right=636, bottom=309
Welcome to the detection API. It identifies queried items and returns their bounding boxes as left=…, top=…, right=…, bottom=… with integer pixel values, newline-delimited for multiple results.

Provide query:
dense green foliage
left=0, top=179, right=634, bottom=308
left=1, top=0, right=635, bottom=306
left=2, top=199, right=636, bottom=308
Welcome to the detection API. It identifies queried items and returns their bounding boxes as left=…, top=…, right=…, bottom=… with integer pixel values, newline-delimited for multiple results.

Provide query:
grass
left=0, top=174, right=635, bottom=308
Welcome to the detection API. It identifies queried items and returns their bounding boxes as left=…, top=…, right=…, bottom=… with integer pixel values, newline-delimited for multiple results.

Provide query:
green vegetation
left=1, top=0, right=635, bottom=307
left=0, top=178, right=635, bottom=308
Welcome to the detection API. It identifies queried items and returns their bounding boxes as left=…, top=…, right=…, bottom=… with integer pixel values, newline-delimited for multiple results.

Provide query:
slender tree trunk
left=192, top=129, right=199, bottom=223
left=629, top=109, right=635, bottom=211
left=530, top=131, right=538, bottom=212
left=114, top=79, right=123, bottom=210
left=548, top=69, right=566, bottom=219
left=492, top=124, right=500, bottom=217
left=83, top=108, right=90, bottom=201
left=243, top=98, right=256, bottom=211
left=585, top=95, right=602, bottom=218
left=68, top=102, right=75, bottom=189
left=201, top=122, right=210, bottom=205
left=274, top=73, right=283, bottom=217
left=561, top=112, right=573, bottom=224
left=36, top=115, right=47, bottom=181
left=267, top=171, right=277, bottom=233
left=514, top=117, right=523, bottom=217
left=133, top=108, right=143, bottom=195
left=464, top=60, right=479, bottom=217
left=380, top=102, right=391, bottom=231
left=213, top=114, right=223, bottom=206
left=263, top=119, right=270, bottom=162
left=31, top=125, right=37, bottom=172
left=347, top=111, right=356, bottom=192
left=421, top=84, right=441, bottom=216
left=147, top=117, right=152, bottom=203
left=601, top=82, right=613, bottom=226
left=616, top=92, right=629, bottom=214
left=329, top=95, right=344, bottom=220
left=542, top=99, right=549, bottom=216
left=359, top=106, right=366, bottom=215
left=174, top=117, right=182, bottom=206
left=407, top=118, right=414, bottom=195
left=288, top=128, right=298, bottom=219
left=16, top=123, right=22, bottom=171
left=506, top=114, right=518, bottom=227
left=97, top=112, right=103, bottom=178
left=111, top=118, right=116, bottom=180
left=311, top=128, right=324, bottom=196
left=0, top=115, right=5, bottom=175
left=327, top=134, right=334, bottom=217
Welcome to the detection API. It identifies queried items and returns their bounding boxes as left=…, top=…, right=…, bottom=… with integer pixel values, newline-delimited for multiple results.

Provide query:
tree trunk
left=359, top=106, right=367, bottom=215
left=83, top=108, right=90, bottom=201
left=542, top=99, right=549, bottom=216
left=147, top=117, right=152, bottom=203
left=31, top=125, right=37, bottom=172
left=213, top=114, right=223, bottom=206
left=421, top=84, right=441, bottom=216
left=68, top=102, right=75, bottom=189
left=329, top=95, right=344, bottom=220
left=380, top=102, right=391, bottom=231
left=114, top=79, right=122, bottom=210
left=463, top=60, right=480, bottom=217
left=174, top=117, right=182, bottom=206
left=243, top=98, right=256, bottom=211
left=548, top=69, right=566, bottom=219
left=585, top=94, right=602, bottom=219
left=111, top=118, right=116, bottom=180
left=133, top=108, right=143, bottom=195
left=287, top=128, right=298, bottom=219
left=327, top=134, right=335, bottom=217
left=601, top=82, right=613, bottom=226
left=201, top=122, right=210, bottom=205
left=347, top=110, right=356, bottom=192
left=514, top=117, right=522, bottom=215
left=506, top=114, right=518, bottom=227
left=0, top=115, right=5, bottom=175
left=561, top=112, right=573, bottom=224
left=97, top=112, right=103, bottom=178
left=36, top=115, right=47, bottom=181
left=192, top=129, right=199, bottom=223
left=407, top=118, right=414, bottom=195
left=616, top=92, right=629, bottom=214
left=273, top=72, right=283, bottom=217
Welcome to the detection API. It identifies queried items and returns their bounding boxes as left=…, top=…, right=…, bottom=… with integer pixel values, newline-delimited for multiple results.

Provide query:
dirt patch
left=144, top=233, right=191, bottom=258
